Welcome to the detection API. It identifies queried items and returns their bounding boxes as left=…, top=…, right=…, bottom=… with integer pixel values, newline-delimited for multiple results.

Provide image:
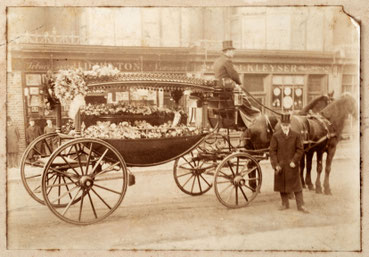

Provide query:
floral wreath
left=53, top=64, right=120, bottom=103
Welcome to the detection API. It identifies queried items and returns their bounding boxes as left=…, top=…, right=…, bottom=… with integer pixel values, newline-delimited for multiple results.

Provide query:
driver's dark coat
left=269, top=129, right=304, bottom=192
left=213, top=54, right=241, bottom=85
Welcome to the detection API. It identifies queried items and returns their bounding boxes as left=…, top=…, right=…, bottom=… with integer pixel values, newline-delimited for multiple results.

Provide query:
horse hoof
left=308, top=185, right=315, bottom=191
left=324, top=190, right=332, bottom=195
left=302, top=185, right=306, bottom=189
left=315, top=188, right=323, bottom=194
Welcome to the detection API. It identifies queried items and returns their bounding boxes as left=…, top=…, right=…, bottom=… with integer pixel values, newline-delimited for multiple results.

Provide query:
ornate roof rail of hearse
left=86, top=72, right=216, bottom=93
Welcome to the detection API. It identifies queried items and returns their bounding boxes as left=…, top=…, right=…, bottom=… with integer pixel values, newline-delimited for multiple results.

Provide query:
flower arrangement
left=54, top=68, right=88, bottom=102
left=81, top=103, right=174, bottom=116
left=82, top=120, right=199, bottom=140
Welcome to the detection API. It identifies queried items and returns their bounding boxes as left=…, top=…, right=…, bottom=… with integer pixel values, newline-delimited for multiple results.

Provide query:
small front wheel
left=214, top=152, right=262, bottom=208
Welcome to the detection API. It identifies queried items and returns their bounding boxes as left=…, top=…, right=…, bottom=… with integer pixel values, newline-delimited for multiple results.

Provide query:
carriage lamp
left=233, top=88, right=243, bottom=106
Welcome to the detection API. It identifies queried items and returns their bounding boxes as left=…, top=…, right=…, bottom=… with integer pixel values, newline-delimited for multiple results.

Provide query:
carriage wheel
left=214, top=152, right=262, bottom=208
left=20, top=132, right=64, bottom=205
left=41, top=138, right=128, bottom=225
left=173, top=147, right=216, bottom=196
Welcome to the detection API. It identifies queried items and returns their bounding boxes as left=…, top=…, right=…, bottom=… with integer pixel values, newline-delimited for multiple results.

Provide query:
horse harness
left=304, top=113, right=336, bottom=152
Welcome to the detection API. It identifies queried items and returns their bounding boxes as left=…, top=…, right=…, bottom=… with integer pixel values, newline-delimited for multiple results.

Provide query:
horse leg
left=305, top=151, right=314, bottom=190
left=315, top=150, right=324, bottom=194
left=324, top=145, right=337, bottom=195
left=300, top=154, right=306, bottom=188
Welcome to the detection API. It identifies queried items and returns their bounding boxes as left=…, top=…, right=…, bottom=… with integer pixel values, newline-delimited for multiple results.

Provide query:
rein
left=241, top=88, right=284, bottom=116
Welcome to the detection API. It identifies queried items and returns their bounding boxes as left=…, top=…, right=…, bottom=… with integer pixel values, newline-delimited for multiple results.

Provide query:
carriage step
left=128, top=172, right=136, bottom=186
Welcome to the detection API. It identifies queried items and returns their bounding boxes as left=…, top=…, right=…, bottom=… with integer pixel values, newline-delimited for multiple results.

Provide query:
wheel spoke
left=182, top=156, right=195, bottom=169
left=199, top=174, right=212, bottom=187
left=84, top=143, right=93, bottom=175
left=219, top=181, right=233, bottom=194
left=87, top=191, right=98, bottom=219
left=32, top=184, right=41, bottom=193
left=93, top=161, right=121, bottom=178
left=176, top=170, right=193, bottom=178
left=74, top=144, right=84, bottom=176
left=235, top=186, right=239, bottom=205
left=239, top=186, right=249, bottom=201
left=50, top=185, right=78, bottom=204
left=60, top=155, right=81, bottom=176
left=236, top=157, right=240, bottom=175
left=240, top=166, right=258, bottom=176
left=78, top=190, right=86, bottom=221
left=61, top=188, right=82, bottom=216
left=243, top=184, right=257, bottom=192
left=43, top=138, right=52, bottom=153
left=182, top=174, right=195, bottom=188
left=197, top=175, right=202, bottom=192
left=47, top=175, right=59, bottom=195
left=93, top=183, right=122, bottom=195
left=62, top=176, right=75, bottom=200
left=191, top=174, right=196, bottom=193
left=90, top=187, right=112, bottom=209
left=90, top=149, right=109, bottom=174
left=45, top=180, right=77, bottom=188
left=225, top=185, right=234, bottom=203
left=25, top=174, right=41, bottom=179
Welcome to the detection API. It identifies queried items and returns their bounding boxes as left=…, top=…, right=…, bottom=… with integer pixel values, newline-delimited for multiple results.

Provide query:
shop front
left=9, top=44, right=355, bottom=150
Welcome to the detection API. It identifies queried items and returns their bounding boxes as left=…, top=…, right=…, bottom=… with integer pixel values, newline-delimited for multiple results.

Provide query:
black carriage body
left=92, top=133, right=208, bottom=167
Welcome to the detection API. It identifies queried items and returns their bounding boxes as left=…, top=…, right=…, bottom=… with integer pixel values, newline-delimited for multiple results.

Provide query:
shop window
left=271, top=75, right=304, bottom=111
left=243, top=74, right=265, bottom=93
left=342, top=74, right=357, bottom=95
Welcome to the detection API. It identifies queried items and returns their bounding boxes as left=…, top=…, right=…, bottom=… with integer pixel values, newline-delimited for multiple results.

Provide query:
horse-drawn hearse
left=20, top=66, right=358, bottom=225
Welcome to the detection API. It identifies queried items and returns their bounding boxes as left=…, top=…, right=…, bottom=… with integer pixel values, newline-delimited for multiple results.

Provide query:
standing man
left=269, top=114, right=309, bottom=213
left=213, top=40, right=260, bottom=126
left=7, top=117, right=20, bottom=168
left=44, top=119, right=56, bottom=154
left=26, top=117, right=42, bottom=161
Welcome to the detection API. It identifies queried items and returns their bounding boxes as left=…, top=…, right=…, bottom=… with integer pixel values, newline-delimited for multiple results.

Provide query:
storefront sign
left=234, top=63, right=332, bottom=74
left=13, top=58, right=188, bottom=72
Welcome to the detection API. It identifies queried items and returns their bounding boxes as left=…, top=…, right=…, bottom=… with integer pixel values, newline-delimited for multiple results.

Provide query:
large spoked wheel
left=20, top=132, right=65, bottom=205
left=41, top=138, right=128, bottom=225
left=173, top=147, right=216, bottom=196
left=214, top=152, right=262, bottom=208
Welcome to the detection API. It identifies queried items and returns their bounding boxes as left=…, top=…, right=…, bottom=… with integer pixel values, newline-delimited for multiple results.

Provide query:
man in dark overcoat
left=26, top=117, right=42, bottom=161
left=269, top=114, right=309, bottom=213
left=7, top=117, right=20, bottom=168
left=213, top=40, right=260, bottom=127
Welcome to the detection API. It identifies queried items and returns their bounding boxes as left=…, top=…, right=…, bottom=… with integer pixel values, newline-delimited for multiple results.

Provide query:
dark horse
left=245, top=93, right=357, bottom=194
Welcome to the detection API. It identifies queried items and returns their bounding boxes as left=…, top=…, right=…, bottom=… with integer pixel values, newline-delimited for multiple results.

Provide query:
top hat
left=222, top=40, right=235, bottom=51
left=281, top=113, right=291, bottom=124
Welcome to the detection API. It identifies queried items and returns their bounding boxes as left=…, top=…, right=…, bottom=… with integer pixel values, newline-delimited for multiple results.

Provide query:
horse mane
left=299, top=95, right=329, bottom=115
left=320, top=93, right=357, bottom=138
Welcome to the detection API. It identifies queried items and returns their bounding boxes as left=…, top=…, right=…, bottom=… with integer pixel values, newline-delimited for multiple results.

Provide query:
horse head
left=320, top=93, right=358, bottom=136
left=298, top=93, right=334, bottom=115
left=245, top=115, right=278, bottom=149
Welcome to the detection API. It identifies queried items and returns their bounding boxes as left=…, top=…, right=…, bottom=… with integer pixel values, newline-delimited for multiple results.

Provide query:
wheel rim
left=20, top=133, right=63, bottom=205
left=214, top=152, right=262, bottom=208
left=41, top=138, right=128, bottom=225
left=174, top=148, right=215, bottom=196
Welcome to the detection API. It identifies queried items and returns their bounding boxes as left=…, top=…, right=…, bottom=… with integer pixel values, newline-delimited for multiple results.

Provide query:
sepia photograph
left=2, top=1, right=366, bottom=256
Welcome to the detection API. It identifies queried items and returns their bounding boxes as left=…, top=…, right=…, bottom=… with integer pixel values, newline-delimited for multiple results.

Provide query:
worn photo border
left=0, top=0, right=367, bottom=256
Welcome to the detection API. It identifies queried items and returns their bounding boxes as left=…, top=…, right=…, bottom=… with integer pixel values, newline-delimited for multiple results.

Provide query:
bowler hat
left=29, top=117, right=36, bottom=122
left=222, top=40, right=235, bottom=51
left=281, top=113, right=291, bottom=124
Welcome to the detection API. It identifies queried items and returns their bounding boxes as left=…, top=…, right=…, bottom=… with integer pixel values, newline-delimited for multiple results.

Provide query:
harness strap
left=265, top=114, right=274, bottom=134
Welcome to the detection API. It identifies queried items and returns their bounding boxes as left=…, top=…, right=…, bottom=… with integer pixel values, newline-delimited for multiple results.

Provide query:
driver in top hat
left=213, top=40, right=260, bottom=127
left=213, top=40, right=241, bottom=87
